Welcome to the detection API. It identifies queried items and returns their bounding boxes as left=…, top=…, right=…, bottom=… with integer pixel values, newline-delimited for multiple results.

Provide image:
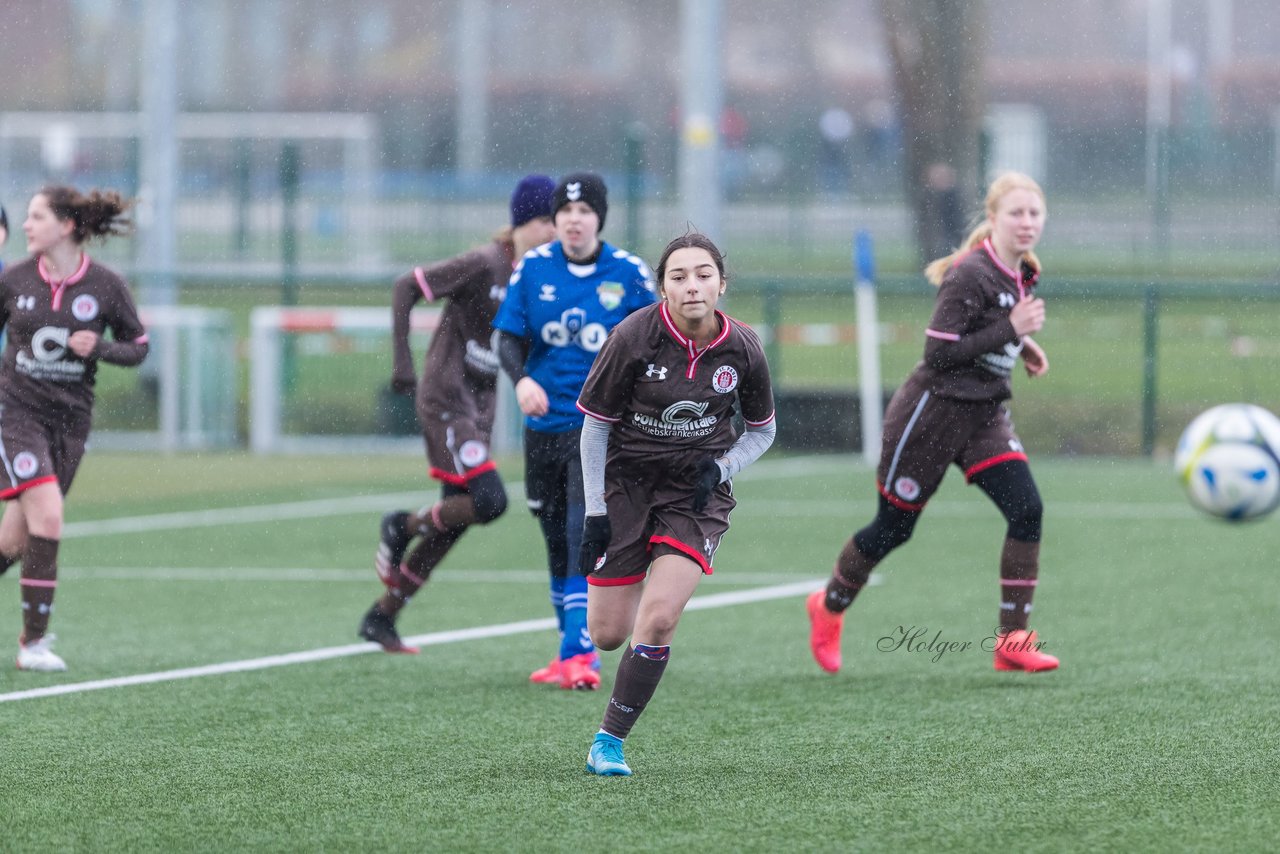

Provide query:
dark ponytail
left=39, top=185, right=134, bottom=244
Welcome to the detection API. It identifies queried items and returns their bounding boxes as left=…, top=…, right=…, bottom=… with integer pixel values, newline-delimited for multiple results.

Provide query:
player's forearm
left=715, top=418, right=776, bottom=481
left=391, top=273, right=421, bottom=372
left=493, top=329, right=529, bottom=384
left=924, top=318, right=1018, bottom=370
left=580, top=415, right=611, bottom=516
left=93, top=339, right=149, bottom=367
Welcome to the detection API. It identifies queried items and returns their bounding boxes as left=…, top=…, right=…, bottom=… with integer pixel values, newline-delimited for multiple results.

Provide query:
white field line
left=733, top=499, right=1199, bottom=520
left=63, top=488, right=1194, bottom=539
left=0, top=580, right=821, bottom=705
left=57, top=567, right=831, bottom=585
left=61, top=490, right=433, bottom=538
left=58, top=456, right=854, bottom=539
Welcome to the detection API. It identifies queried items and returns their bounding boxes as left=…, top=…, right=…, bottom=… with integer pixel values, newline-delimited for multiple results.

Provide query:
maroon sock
left=415, top=494, right=478, bottom=533
left=378, top=527, right=464, bottom=616
left=998, top=538, right=1040, bottom=632
left=20, top=535, right=59, bottom=642
left=600, top=643, right=670, bottom=740
left=824, top=537, right=877, bottom=613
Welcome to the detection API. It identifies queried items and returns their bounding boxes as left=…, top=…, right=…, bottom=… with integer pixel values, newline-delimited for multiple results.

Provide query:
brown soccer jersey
left=395, top=239, right=514, bottom=416
left=392, top=239, right=514, bottom=482
left=0, top=254, right=148, bottom=423
left=914, top=238, right=1040, bottom=402
left=577, top=301, right=775, bottom=480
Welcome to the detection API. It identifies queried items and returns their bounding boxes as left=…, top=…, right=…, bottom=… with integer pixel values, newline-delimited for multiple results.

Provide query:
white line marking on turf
left=59, top=457, right=842, bottom=539
left=731, top=499, right=1198, bottom=520
left=61, top=491, right=435, bottom=538
left=58, top=567, right=824, bottom=585
left=0, top=580, right=821, bottom=705
left=63, top=490, right=1194, bottom=538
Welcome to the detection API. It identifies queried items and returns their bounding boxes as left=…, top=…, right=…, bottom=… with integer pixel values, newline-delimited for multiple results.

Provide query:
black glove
left=390, top=371, right=416, bottom=396
left=579, top=514, right=612, bottom=573
left=692, top=458, right=722, bottom=512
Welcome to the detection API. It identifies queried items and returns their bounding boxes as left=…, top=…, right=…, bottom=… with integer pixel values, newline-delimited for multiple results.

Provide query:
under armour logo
left=16, top=296, right=35, bottom=311
left=566, top=182, right=582, bottom=201
left=539, top=284, right=556, bottom=301
left=998, top=292, right=1016, bottom=308
left=645, top=364, right=668, bottom=380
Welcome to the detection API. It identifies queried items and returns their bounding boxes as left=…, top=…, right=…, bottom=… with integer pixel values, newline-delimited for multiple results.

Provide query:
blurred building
left=2, top=0, right=1278, bottom=195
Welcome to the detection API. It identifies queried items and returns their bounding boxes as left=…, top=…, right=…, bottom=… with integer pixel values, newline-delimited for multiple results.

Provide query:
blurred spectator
left=818, top=107, right=855, bottom=195
left=859, top=99, right=900, bottom=193
left=921, top=162, right=966, bottom=259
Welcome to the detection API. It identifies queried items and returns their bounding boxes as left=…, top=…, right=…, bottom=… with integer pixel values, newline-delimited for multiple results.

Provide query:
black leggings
left=523, top=428, right=586, bottom=578
left=971, top=459, right=1043, bottom=542
left=854, top=459, right=1042, bottom=560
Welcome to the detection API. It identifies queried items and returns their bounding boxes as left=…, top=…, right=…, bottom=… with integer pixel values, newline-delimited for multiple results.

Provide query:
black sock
left=825, top=538, right=876, bottom=613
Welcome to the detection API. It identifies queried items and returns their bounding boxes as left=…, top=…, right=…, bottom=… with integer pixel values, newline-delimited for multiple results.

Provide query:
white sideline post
left=854, top=230, right=882, bottom=466
left=91, top=306, right=235, bottom=451
left=250, top=307, right=285, bottom=454
left=249, top=306, right=442, bottom=454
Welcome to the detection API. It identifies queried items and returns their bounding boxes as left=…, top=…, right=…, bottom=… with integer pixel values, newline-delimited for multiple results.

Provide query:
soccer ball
left=1174, top=404, right=1280, bottom=522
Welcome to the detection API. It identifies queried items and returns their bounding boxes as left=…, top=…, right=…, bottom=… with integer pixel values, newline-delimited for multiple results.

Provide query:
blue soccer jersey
left=493, top=240, right=655, bottom=433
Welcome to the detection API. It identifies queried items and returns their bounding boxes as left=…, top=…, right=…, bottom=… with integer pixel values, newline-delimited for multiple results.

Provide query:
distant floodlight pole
left=456, top=0, right=490, bottom=181
left=140, top=0, right=179, bottom=308
left=1205, top=0, right=1233, bottom=78
left=623, top=122, right=646, bottom=252
left=678, top=0, right=723, bottom=241
left=1146, top=0, right=1172, bottom=261
left=140, top=0, right=180, bottom=452
left=854, top=230, right=882, bottom=466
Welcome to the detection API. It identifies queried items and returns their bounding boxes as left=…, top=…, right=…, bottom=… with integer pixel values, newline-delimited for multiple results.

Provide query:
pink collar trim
left=659, top=301, right=730, bottom=352
left=38, top=253, right=91, bottom=287
left=661, top=302, right=732, bottom=380
left=981, top=238, right=1025, bottom=298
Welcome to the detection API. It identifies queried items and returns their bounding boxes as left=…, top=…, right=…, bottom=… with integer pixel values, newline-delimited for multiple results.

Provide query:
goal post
left=0, top=110, right=383, bottom=272
left=92, top=305, right=238, bottom=450
left=248, top=305, right=520, bottom=456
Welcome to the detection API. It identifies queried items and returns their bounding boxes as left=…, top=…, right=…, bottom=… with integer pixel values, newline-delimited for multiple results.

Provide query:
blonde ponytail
left=923, top=171, right=1045, bottom=287
left=925, top=221, right=991, bottom=286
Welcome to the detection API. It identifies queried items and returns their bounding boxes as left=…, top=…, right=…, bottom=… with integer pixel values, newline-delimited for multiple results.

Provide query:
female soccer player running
left=359, top=175, right=556, bottom=653
left=576, top=232, right=776, bottom=776
left=493, top=172, right=655, bottom=690
left=0, top=203, right=9, bottom=270
left=807, top=171, right=1060, bottom=675
left=0, top=186, right=149, bottom=671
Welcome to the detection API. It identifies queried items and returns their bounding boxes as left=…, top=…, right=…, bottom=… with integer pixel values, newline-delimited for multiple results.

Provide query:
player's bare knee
left=635, top=613, right=680, bottom=645
left=590, top=622, right=628, bottom=651
left=24, top=515, right=62, bottom=541
left=0, top=532, right=27, bottom=561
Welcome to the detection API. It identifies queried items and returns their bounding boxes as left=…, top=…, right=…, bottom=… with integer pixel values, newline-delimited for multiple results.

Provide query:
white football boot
left=17, top=634, right=67, bottom=672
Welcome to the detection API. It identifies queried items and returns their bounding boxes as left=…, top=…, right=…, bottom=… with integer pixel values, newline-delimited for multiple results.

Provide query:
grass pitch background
left=1, top=451, right=1277, bottom=851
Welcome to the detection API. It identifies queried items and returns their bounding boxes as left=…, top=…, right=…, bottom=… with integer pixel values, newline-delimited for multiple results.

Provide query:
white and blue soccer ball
left=1175, top=403, right=1280, bottom=522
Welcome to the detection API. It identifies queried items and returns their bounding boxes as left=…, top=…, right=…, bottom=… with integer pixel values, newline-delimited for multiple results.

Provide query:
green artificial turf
left=1, top=453, right=1276, bottom=852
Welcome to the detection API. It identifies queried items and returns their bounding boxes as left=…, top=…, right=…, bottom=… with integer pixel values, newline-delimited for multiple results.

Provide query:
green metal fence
left=85, top=272, right=1280, bottom=458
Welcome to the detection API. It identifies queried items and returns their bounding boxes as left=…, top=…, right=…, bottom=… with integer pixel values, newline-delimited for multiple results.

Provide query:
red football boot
left=993, top=629, right=1059, bottom=672
left=806, top=590, right=844, bottom=674
left=559, top=652, right=601, bottom=690
left=528, top=655, right=561, bottom=685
